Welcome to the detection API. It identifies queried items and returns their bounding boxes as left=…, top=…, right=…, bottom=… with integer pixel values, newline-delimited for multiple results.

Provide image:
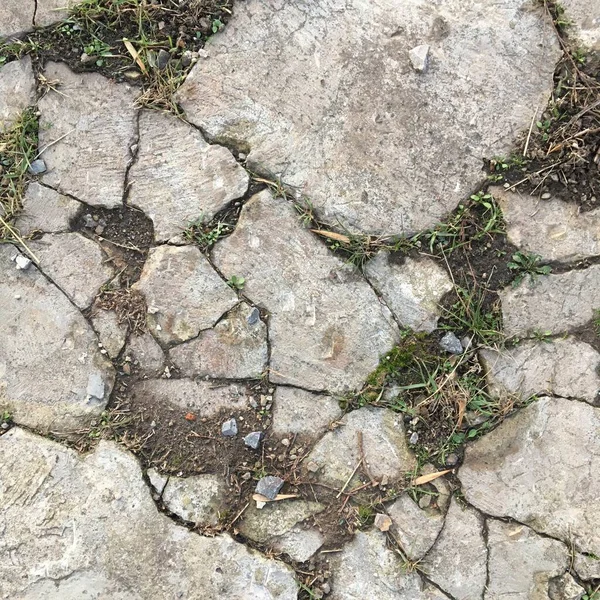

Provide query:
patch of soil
left=71, top=203, right=154, bottom=284
left=493, top=43, right=600, bottom=211
left=5, top=0, right=234, bottom=83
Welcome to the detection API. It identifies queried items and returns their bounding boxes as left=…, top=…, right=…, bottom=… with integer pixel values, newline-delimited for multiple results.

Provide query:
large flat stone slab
left=170, top=302, right=268, bottom=379
left=480, top=337, right=600, bottom=404
left=39, top=62, right=139, bottom=208
left=459, top=397, right=600, bottom=556
left=177, top=0, right=559, bottom=235
left=500, top=264, right=600, bottom=337
left=0, top=2, right=34, bottom=40
left=305, top=406, right=416, bottom=488
left=0, top=56, right=36, bottom=129
left=130, top=379, right=249, bottom=418
left=486, top=519, right=570, bottom=600
left=493, top=187, right=600, bottom=263
left=330, top=530, right=449, bottom=600
left=30, top=232, right=114, bottom=309
left=213, top=191, right=399, bottom=392
left=16, top=182, right=81, bottom=235
left=134, top=245, right=238, bottom=345
left=129, top=110, right=248, bottom=242
left=561, top=0, right=600, bottom=50
left=365, top=253, right=453, bottom=332
left=421, top=497, right=487, bottom=600
left=0, top=245, right=114, bottom=433
left=0, top=428, right=297, bottom=599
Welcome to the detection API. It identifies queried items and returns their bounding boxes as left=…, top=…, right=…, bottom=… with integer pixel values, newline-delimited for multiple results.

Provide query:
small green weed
left=228, top=275, right=245, bottom=290
left=508, top=252, right=551, bottom=287
left=183, top=217, right=232, bottom=252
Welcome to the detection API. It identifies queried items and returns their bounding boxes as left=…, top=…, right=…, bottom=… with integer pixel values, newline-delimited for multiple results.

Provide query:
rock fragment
left=35, top=0, right=83, bottom=27
left=387, top=493, right=445, bottom=561
left=459, top=397, right=600, bottom=557
left=409, top=44, right=430, bottom=72
left=500, top=264, right=600, bottom=336
left=480, top=338, right=600, bottom=404
left=147, top=469, right=226, bottom=526
left=439, top=332, right=463, bottom=354
left=560, top=0, right=600, bottom=50
left=0, top=245, right=115, bottom=433
left=16, top=182, right=81, bottom=235
left=0, top=56, right=36, bottom=128
left=238, top=500, right=324, bottom=562
left=134, top=245, right=238, bottom=345
left=421, top=498, right=487, bottom=600
left=256, top=476, right=285, bottom=500
left=213, top=191, right=399, bottom=393
left=486, top=519, right=570, bottom=600
left=129, top=110, right=248, bottom=242
left=305, top=406, right=416, bottom=488
left=330, top=529, right=450, bottom=600
left=0, top=428, right=298, bottom=598
left=27, top=159, right=46, bottom=175
left=170, top=302, right=268, bottom=379
left=29, top=232, right=114, bottom=309
left=221, top=418, right=238, bottom=437
left=91, top=309, right=128, bottom=359
left=0, top=3, right=35, bottom=40
left=271, top=387, right=342, bottom=441
left=125, top=332, right=165, bottom=376
left=39, top=62, right=139, bottom=208
left=493, top=186, right=600, bottom=262
left=364, top=253, right=453, bottom=332
left=243, top=431, right=263, bottom=449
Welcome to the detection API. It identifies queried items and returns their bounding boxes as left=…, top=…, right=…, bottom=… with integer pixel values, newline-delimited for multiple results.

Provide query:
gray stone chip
left=256, top=476, right=285, bottom=500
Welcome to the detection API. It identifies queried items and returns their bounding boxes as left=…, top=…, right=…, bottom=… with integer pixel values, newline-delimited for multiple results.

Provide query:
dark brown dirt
left=71, top=203, right=154, bottom=285
left=1, top=0, right=234, bottom=84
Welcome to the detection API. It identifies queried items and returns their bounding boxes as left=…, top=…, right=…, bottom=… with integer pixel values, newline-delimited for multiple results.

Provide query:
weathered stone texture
left=494, top=187, right=600, bottom=262
left=500, top=264, right=600, bottom=337
left=365, top=253, right=453, bottom=332
left=0, top=56, right=36, bottom=129
left=16, top=182, right=81, bottom=235
left=271, top=387, right=342, bottom=441
left=486, top=519, right=570, bottom=600
left=480, top=338, right=600, bottom=404
left=330, top=530, right=449, bottom=600
left=177, top=0, right=560, bottom=235
left=134, top=245, right=238, bottom=345
left=213, top=191, right=399, bottom=392
left=39, top=62, right=138, bottom=208
left=30, top=232, right=113, bottom=309
left=305, top=407, right=416, bottom=488
left=421, top=498, right=487, bottom=600
left=561, top=0, right=600, bottom=50
left=387, top=493, right=445, bottom=561
left=459, top=397, right=600, bottom=556
left=170, top=303, right=268, bottom=379
left=0, top=245, right=114, bottom=433
left=0, top=428, right=298, bottom=599
left=91, top=309, right=128, bottom=359
left=129, top=110, right=248, bottom=242
left=148, top=469, right=226, bottom=527
left=0, top=2, right=34, bottom=40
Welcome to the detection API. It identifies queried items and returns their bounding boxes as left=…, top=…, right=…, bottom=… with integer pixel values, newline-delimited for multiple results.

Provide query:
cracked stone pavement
left=1, top=0, right=600, bottom=599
